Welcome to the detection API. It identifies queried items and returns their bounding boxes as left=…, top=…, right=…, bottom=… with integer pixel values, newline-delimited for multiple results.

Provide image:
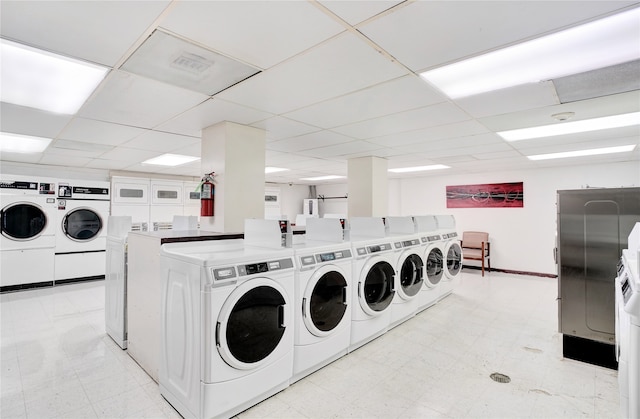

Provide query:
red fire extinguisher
left=200, top=172, right=215, bottom=217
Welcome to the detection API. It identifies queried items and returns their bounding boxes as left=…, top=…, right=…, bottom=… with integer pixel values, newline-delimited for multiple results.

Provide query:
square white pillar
left=348, top=156, right=388, bottom=217
left=201, top=121, right=266, bottom=232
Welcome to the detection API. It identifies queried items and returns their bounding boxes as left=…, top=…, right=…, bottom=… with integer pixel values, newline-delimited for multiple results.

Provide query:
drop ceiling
left=1, top=0, right=639, bottom=184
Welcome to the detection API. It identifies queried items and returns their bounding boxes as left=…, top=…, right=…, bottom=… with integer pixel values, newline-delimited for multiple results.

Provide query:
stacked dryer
left=414, top=215, right=445, bottom=312
left=385, top=216, right=424, bottom=329
left=0, top=176, right=57, bottom=291
left=55, top=179, right=110, bottom=283
left=435, top=214, right=462, bottom=301
left=616, top=222, right=640, bottom=418
left=349, top=217, right=396, bottom=351
left=292, top=218, right=352, bottom=382
left=159, top=219, right=295, bottom=419
left=150, top=179, right=184, bottom=231
left=111, top=176, right=150, bottom=232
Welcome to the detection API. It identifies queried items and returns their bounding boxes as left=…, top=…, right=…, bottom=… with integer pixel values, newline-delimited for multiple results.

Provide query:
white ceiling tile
left=253, top=117, right=321, bottom=141
left=85, top=158, right=134, bottom=171
left=267, top=131, right=355, bottom=153
left=0, top=103, right=71, bottom=138
left=332, top=102, right=471, bottom=139
left=216, top=32, right=408, bottom=114
left=157, top=98, right=274, bottom=137
left=38, top=153, right=93, bottom=167
left=284, top=75, right=445, bottom=128
left=455, top=81, right=559, bottom=118
left=472, top=150, right=523, bottom=160
left=78, top=70, right=208, bottom=129
left=507, top=127, right=640, bottom=151
left=58, top=118, right=147, bottom=146
left=517, top=135, right=640, bottom=156
left=170, top=142, right=202, bottom=158
left=0, top=152, right=43, bottom=164
left=159, top=1, right=345, bottom=69
left=398, top=142, right=512, bottom=157
left=98, top=146, right=159, bottom=163
left=0, top=1, right=171, bottom=66
left=121, top=130, right=199, bottom=153
left=318, top=0, right=404, bottom=26
left=359, top=1, right=637, bottom=71
left=296, top=140, right=381, bottom=158
left=367, top=120, right=489, bottom=147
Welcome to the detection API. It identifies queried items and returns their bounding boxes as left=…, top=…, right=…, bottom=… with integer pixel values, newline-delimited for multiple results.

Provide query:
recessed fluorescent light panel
left=121, top=30, right=260, bottom=96
left=527, top=144, right=636, bottom=161
left=388, top=164, right=450, bottom=173
left=0, top=132, right=52, bottom=153
left=265, top=167, right=289, bottom=174
left=498, top=112, right=640, bottom=141
left=142, top=153, right=200, bottom=166
left=300, top=175, right=346, bottom=181
left=420, top=8, right=640, bottom=98
left=0, top=39, right=108, bottom=115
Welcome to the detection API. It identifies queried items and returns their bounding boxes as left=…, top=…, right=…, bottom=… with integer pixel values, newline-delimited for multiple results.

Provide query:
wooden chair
left=461, top=231, right=491, bottom=276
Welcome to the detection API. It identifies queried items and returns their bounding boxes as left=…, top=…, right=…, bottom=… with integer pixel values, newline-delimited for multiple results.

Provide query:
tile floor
left=1, top=270, right=620, bottom=419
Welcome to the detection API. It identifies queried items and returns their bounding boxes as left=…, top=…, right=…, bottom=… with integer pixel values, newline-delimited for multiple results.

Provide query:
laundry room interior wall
left=317, top=160, right=639, bottom=276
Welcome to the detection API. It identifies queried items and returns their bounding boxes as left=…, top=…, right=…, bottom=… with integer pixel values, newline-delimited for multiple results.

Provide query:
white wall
left=317, top=161, right=639, bottom=276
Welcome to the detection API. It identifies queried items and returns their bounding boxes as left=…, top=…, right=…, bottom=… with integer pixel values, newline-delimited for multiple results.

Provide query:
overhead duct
left=553, top=60, right=640, bottom=103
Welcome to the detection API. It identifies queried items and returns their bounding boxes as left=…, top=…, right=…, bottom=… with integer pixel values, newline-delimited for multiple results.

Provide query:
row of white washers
left=158, top=215, right=462, bottom=419
left=0, top=175, right=110, bottom=291
left=616, top=222, right=640, bottom=419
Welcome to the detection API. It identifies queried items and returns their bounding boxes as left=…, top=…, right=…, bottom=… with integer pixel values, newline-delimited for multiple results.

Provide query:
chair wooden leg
left=481, top=258, right=485, bottom=277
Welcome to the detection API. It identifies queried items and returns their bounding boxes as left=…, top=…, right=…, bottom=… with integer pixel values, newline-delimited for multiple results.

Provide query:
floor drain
left=490, top=372, right=511, bottom=383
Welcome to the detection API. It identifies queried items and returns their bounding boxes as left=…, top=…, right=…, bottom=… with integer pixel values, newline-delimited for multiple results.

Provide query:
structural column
left=347, top=156, right=388, bottom=217
left=200, top=121, right=266, bottom=233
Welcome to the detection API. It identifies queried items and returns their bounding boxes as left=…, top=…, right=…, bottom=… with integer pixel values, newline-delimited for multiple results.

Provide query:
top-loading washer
left=292, top=218, right=352, bottom=383
left=55, top=179, right=110, bottom=283
left=385, top=216, right=424, bottom=329
left=413, top=215, right=445, bottom=313
left=159, top=219, right=295, bottom=419
left=435, top=214, right=462, bottom=301
left=349, top=217, right=396, bottom=352
left=0, top=177, right=57, bottom=291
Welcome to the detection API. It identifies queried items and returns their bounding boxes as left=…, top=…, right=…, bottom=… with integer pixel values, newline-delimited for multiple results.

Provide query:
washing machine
left=159, top=241, right=295, bottom=419
left=55, top=179, right=110, bottom=283
left=111, top=176, right=150, bottom=232
left=105, top=216, right=132, bottom=350
left=0, top=177, right=57, bottom=291
left=349, top=217, right=396, bottom=352
left=292, top=218, right=352, bottom=383
left=412, top=216, right=444, bottom=313
left=618, top=222, right=640, bottom=418
left=385, top=217, right=424, bottom=329
left=435, top=215, right=462, bottom=301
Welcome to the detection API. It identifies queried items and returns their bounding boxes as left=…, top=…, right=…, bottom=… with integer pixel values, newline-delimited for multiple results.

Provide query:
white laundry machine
left=111, top=176, right=150, bottom=232
left=349, top=217, right=396, bottom=352
left=385, top=217, right=424, bottom=329
left=159, top=242, right=295, bottom=419
left=183, top=181, right=201, bottom=221
left=435, top=215, right=462, bottom=301
left=292, top=218, right=352, bottom=383
left=55, top=180, right=110, bottom=283
left=105, top=216, right=132, bottom=349
left=617, top=223, right=640, bottom=418
left=150, top=179, right=184, bottom=231
left=413, top=216, right=444, bottom=313
left=0, top=177, right=57, bottom=291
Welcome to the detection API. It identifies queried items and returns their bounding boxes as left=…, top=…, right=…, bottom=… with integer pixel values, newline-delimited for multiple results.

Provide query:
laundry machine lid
left=444, top=241, right=462, bottom=277
left=62, top=207, right=103, bottom=241
left=1, top=202, right=47, bottom=240
left=397, top=252, right=424, bottom=299
left=303, top=264, right=348, bottom=337
left=217, top=278, right=290, bottom=370
left=359, top=258, right=395, bottom=315
left=424, top=246, right=444, bottom=287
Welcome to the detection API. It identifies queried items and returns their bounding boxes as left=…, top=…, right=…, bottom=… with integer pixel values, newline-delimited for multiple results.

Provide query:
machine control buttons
left=238, top=258, right=294, bottom=276
left=300, top=256, right=315, bottom=266
left=367, top=243, right=391, bottom=253
left=213, top=267, right=236, bottom=281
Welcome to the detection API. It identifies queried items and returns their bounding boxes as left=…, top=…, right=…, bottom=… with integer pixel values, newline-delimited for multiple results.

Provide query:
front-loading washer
left=385, top=217, right=424, bottom=329
left=413, top=216, right=444, bottom=313
left=159, top=242, right=295, bottom=419
left=435, top=215, right=462, bottom=301
left=55, top=179, right=110, bottom=283
left=349, top=217, right=396, bottom=352
left=0, top=177, right=57, bottom=291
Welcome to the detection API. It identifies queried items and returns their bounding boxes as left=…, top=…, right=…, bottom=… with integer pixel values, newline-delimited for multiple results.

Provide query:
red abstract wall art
left=446, top=182, right=524, bottom=208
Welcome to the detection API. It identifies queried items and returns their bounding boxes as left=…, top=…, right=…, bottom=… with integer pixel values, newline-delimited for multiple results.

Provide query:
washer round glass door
left=359, top=259, right=395, bottom=316
left=217, top=278, right=290, bottom=370
left=62, top=208, right=102, bottom=241
left=303, top=264, right=348, bottom=337
left=424, top=247, right=444, bottom=287
left=397, top=253, right=424, bottom=300
left=1, top=202, right=47, bottom=240
left=445, top=242, right=462, bottom=279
